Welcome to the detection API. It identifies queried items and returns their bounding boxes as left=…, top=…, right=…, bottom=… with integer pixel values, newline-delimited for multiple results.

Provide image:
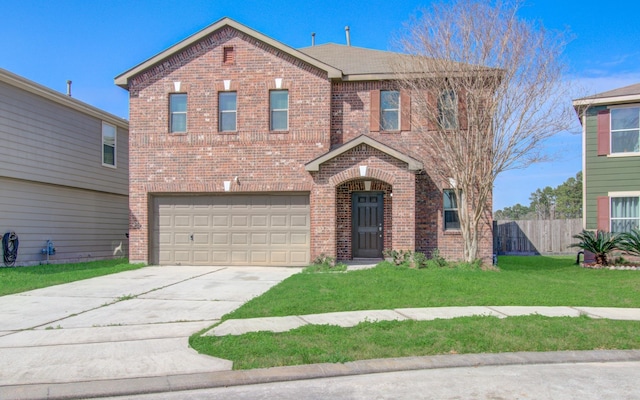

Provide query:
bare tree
left=395, top=0, right=576, bottom=262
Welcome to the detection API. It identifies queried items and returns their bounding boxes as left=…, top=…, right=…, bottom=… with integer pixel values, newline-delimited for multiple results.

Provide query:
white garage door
left=152, top=193, right=310, bottom=266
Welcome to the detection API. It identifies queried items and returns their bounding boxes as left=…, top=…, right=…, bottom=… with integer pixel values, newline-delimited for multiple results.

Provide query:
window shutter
left=427, top=90, right=437, bottom=131
left=458, top=89, right=468, bottom=130
left=597, top=110, right=610, bottom=156
left=370, top=90, right=380, bottom=132
left=597, top=196, right=610, bottom=231
left=400, top=90, right=411, bottom=131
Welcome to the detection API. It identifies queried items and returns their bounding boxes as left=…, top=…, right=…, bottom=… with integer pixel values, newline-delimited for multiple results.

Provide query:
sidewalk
left=205, top=306, right=640, bottom=336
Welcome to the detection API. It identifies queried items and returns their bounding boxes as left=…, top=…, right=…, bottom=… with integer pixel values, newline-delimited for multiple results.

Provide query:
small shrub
left=304, top=254, right=347, bottom=273
left=619, top=229, right=640, bottom=258
left=383, top=249, right=413, bottom=266
left=412, top=251, right=428, bottom=269
left=429, top=248, right=448, bottom=268
left=312, top=253, right=335, bottom=267
left=569, top=230, right=622, bottom=266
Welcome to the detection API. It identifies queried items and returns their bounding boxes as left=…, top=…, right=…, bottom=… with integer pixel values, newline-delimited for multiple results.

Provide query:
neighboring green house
left=573, top=83, right=640, bottom=233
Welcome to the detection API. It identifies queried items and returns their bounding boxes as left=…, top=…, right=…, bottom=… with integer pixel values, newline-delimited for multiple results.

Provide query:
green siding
left=584, top=105, right=640, bottom=229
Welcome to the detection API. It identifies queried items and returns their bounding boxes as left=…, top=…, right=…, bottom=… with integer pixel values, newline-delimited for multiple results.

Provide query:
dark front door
left=352, top=192, right=384, bottom=258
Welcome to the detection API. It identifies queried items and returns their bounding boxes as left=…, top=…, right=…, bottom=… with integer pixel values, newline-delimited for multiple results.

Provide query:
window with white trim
left=169, top=93, right=187, bottom=133
left=444, top=189, right=460, bottom=230
left=102, top=122, right=116, bottom=167
left=219, top=91, right=237, bottom=132
left=380, top=90, right=400, bottom=131
left=611, top=107, right=640, bottom=154
left=270, top=90, right=288, bottom=131
left=611, top=196, right=640, bottom=233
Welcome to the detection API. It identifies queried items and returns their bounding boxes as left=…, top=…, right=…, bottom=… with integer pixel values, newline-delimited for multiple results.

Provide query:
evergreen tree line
left=494, top=172, right=582, bottom=220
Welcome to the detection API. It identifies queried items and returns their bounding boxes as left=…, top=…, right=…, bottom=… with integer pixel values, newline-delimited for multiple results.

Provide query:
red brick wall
left=126, top=26, right=493, bottom=265
left=330, top=81, right=494, bottom=263
left=127, top=28, right=331, bottom=264
left=309, top=144, right=417, bottom=259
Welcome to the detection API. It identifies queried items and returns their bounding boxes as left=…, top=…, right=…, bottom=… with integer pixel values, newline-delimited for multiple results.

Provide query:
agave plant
left=618, top=228, right=640, bottom=258
left=569, top=230, right=622, bottom=266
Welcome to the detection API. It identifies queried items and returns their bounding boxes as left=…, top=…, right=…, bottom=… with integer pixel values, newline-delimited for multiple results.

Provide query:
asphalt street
left=99, top=360, right=640, bottom=400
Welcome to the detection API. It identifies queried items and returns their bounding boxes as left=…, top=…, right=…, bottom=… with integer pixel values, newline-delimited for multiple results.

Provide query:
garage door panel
left=231, top=233, right=248, bottom=245
left=232, top=251, right=248, bottom=262
left=251, top=252, right=268, bottom=263
left=193, top=251, right=210, bottom=263
left=290, top=233, right=308, bottom=245
left=232, top=215, right=249, bottom=227
left=174, top=215, right=191, bottom=227
left=271, top=215, right=287, bottom=227
left=291, top=215, right=307, bottom=227
left=174, top=251, right=190, bottom=263
left=212, top=215, right=229, bottom=227
left=270, top=251, right=287, bottom=263
left=251, top=215, right=268, bottom=227
left=174, top=233, right=191, bottom=244
left=152, top=194, right=309, bottom=266
left=212, top=233, right=229, bottom=245
left=193, top=215, right=210, bottom=227
left=193, top=233, right=209, bottom=244
left=212, top=252, right=229, bottom=262
left=251, top=233, right=268, bottom=244
left=158, top=215, right=172, bottom=228
left=291, top=251, right=308, bottom=263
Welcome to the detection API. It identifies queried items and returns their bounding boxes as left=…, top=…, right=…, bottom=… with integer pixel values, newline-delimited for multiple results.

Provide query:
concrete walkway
left=205, top=306, right=640, bottom=336
left=0, top=265, right=301, bottom=388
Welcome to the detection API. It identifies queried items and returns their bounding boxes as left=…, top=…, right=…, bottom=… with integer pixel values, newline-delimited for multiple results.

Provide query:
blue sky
left=3, top=0, right=640, bottom=211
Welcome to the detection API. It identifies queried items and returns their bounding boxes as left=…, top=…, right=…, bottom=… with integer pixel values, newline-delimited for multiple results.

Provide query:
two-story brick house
left=116, top=17, right=493, bottom=266
left=573, top=83, right=640, bottom=233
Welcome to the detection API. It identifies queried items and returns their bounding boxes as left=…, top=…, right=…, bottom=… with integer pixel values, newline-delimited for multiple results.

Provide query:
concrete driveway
left=0, top=265, right=300, bottom=386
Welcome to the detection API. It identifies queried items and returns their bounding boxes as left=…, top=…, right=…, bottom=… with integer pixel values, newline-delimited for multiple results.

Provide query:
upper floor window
left=219, top=92, right=237, bottom=132
left=444, top=189, right=460, bottom=230
left=170, top=93, right=187, bottom=133
left=380, top=90, right=400, bottom=131
left=438, top=90, right=458, bottom=130
left=611, top=196, right=640, bottom=233
left=611, top=107, right=640, bottom=154
left=270, top=90, right=288, bottom=131
left=102, top=122, right=116, bottom=167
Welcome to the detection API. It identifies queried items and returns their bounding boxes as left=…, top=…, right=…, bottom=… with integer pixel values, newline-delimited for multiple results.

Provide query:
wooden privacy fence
left=493, top=219, right=583, bottom=255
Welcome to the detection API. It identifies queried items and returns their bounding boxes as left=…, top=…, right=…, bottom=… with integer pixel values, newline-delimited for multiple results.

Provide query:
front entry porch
left=336, top=180, right=392, bottom=261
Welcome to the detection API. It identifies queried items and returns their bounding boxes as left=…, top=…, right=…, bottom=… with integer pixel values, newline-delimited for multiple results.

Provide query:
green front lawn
left=0, top=258, right=144, bottom=296
left=223, top=256, right=640, bottom=320
left=191, top=256, right=640, bottom=369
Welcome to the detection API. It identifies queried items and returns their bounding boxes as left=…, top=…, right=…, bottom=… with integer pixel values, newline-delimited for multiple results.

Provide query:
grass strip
left=190, top=315, right=640, bottom=370
left=0, top=258, right=144, bottom=296
left=223, top=256, right=640, bottom=319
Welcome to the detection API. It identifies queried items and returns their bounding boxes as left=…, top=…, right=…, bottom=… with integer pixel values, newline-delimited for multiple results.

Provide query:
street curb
left=4, top=349, right=640, bottom=400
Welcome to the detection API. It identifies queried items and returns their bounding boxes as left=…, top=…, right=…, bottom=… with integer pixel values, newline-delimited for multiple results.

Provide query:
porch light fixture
left=359, top=165, right=367, bottom=177
left=364, top=181, right=372, bottom=191
left=223, top=181, right=231, bottom=192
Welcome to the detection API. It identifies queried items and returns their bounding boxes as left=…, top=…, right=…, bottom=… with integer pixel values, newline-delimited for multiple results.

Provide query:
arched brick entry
left=336, top=179, right=392, bottom=260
